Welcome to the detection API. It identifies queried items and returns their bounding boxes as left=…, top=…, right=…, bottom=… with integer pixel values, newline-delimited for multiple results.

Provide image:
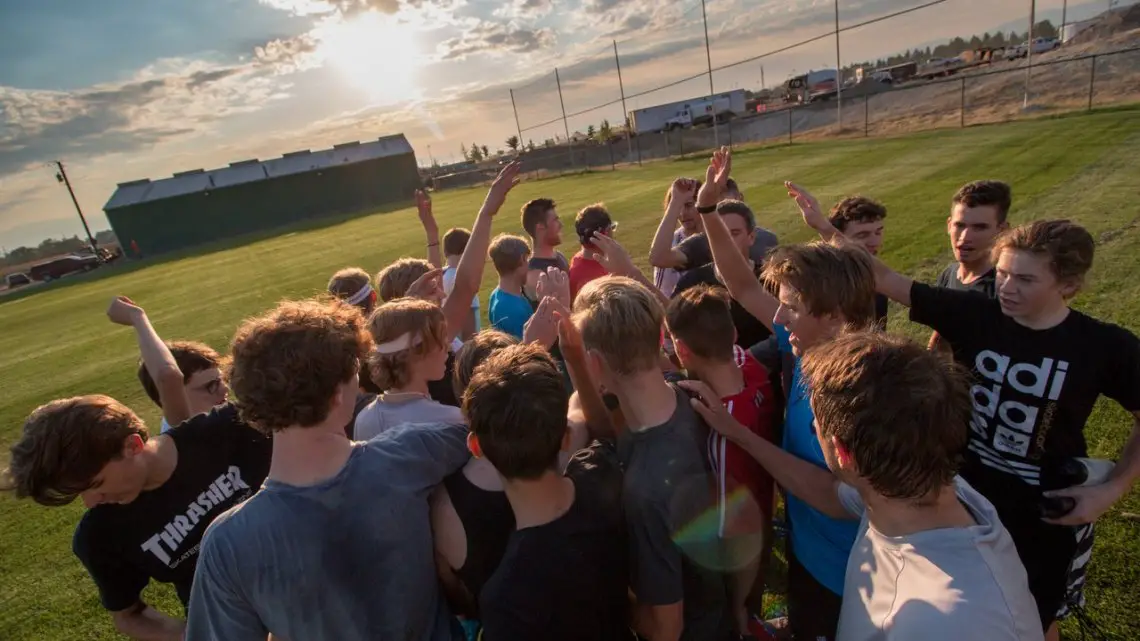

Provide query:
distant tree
left=505, top=135, right=520, bottom=152
left=480, top=145, right=489, bottom=159
left=599, top=119, right=613, bottom=142
left=1034, top=20, right=1058, bottom=39
left=469, top=143, right=483, bottom=162
left=460, top=143, right=468, bottom=161
left=969, top=35, right=983, bottom=49
left=543, top=139, right=554, bottom=148
left=526, top=139, right=536, bottom=151
left=586, top=124, right=596, bottom=140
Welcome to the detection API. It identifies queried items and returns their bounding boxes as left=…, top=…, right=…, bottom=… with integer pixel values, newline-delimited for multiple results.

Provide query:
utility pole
left=834, top=0, right=843, bottom=130
left=52, top=161, right=98, bottom=252
left=509, top=89, right=525, bottom=158
left=555, top=67, right=574, bottom=167
left=761, top=65, right=766, bottom=90
left=701, top=0, right=719, bottom=146
left=613, top=40, right=634, bottom=164
left=1024, top=0, right=1035, bottom=108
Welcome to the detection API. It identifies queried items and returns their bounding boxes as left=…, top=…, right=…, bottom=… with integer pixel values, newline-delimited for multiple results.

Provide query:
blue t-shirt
left=775, top=324, right=859, bottom=596
left=488, top=287, right=533, bottom=339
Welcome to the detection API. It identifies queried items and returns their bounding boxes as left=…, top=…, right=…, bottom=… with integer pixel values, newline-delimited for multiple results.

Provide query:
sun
left=315, top=12, right=422, bottom=104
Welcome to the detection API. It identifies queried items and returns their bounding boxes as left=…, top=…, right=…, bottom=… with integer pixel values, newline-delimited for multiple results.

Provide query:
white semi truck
left=628, top=90, right=747, bottom=135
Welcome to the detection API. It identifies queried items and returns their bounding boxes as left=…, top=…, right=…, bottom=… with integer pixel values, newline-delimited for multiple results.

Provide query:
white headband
left=374, top=332, right=424, bottom=355
left=347, top=284, right=373, bottom=306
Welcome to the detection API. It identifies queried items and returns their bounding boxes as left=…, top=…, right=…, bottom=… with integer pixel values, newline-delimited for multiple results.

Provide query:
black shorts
left=786, top=541, right=842, bottom=641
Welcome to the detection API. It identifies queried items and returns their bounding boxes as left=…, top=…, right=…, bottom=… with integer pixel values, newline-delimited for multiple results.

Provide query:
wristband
left=697, top=204, right=718, bottom=214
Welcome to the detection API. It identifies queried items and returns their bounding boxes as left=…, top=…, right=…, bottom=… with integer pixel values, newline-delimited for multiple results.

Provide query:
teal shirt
left=488, top=287, right=533, bottom=339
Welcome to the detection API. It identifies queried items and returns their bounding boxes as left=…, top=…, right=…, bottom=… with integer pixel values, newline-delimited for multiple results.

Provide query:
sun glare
left=316, top=13, right=422, bottom=104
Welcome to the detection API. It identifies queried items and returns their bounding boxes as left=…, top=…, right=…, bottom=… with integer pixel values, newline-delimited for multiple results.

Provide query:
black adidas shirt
left=72, top=404, right=271, bottom=612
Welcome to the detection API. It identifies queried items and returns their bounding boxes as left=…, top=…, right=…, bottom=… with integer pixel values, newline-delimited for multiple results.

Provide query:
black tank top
left=443, top=470, right=515, bottom=611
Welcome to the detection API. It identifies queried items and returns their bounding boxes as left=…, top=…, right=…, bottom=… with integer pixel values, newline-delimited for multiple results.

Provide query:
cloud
left=254, top=34, right=321, bottom=71
left=259, top=0, right=463, bottom=16
left=0, top=62, right=278, bottom=178
left=437, top=21, right=557, bottom=60
left=494, top=0, right=555, bottom=19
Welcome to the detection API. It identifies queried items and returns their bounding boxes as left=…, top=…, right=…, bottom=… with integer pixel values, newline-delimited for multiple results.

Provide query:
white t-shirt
left=353, top=396, right=465, bottom=442
left=442, top=266, right=480, bottom=310
left=836, top=477, right=1043, bottom=641
left=653, top=228, right=689, bottom=298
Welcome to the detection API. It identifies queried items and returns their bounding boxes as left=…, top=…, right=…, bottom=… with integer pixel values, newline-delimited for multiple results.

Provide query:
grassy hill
left=2, top=107, right=1139, bottom=640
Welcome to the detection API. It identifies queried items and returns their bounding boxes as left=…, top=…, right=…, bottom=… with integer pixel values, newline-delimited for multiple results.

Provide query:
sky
left=0, top=0, right=1113, bottom=250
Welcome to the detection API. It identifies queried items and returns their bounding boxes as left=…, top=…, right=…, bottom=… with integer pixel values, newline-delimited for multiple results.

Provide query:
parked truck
left=627, top=89, right=747, bottom=135
left=784, top=69, right=840, bottom=103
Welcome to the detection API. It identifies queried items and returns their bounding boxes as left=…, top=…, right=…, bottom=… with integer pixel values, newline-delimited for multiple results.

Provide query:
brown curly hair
left=226, top=299, right=370, bottom=432
left=828, top=196, right=887, bottom=232
left=5, top=395, right=146, bottom=506
left=367, top=298, right=448, bottom=391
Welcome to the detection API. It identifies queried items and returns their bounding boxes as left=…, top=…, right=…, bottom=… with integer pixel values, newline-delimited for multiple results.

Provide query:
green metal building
left=103, top=134, right=420, bottom=257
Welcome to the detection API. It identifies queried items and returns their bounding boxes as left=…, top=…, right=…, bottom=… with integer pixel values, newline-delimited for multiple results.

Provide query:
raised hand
left=537, top=267, right=571, bottom=311
left=522, top=296, right=559, bottom=349
left=481, top=160, right=523, bottom=216
left=670, top=177, right=699, bottom=203
left=551, top=298, right=580, bottom=352
left=696, top=146, right=732, bottom=208
left=406, top=268, right=445, bottom=304
left=415, top=189, right=437, bottom=231
left=107, top=295, right=145, bottom=326
left=587, top=232, right=638, bottom=279
left=785, top=181, right=828, bottom=232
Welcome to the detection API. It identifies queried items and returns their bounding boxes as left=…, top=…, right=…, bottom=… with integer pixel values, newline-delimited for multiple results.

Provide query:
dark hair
left=716, top=200, right=755, bottom=232
left=991, top=219, right=1095, bottom=292
left=666, top=284, right=736, bottom=362
left=828, top=196, right=887, bottom=232
left=452, top=329, right=519, bottom=399
left=725, top=178, right=743, bottom=199
left=521, top=198, right=556, bottom=237
left=463, top=344, right=569, bottom=479
left=762, top=241, right=876, bottom=326
left=6, top=396, right=147, bottom=506
left=801, top=331, right=970, bottom=502
left=227, top=300, right=370, bottom=432
left=952, top=180, right=1012, bottom=223
left=443, top=228, right=472, bottom=257
left=137, top=341, right=220, bottom=407
left=575, top=203, right=613, bottom=245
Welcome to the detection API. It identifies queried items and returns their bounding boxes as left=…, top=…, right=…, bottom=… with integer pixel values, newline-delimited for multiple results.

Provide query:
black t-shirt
left=479, top=440, right=631, bottom=641
left=617, top=386, right=735, bottom=641
left=674, top=264, right=772, bottom=348
left=528, top=253, right=570, bottom=275
left=428, top=351, right=460, bottom=407
left=936, top=263, right=997, bottom=298
left=676, top=229, right=780, bottom=271
left=72, top=404, right=271, bottom=612
left=909, top=282, right=1140, bottom=503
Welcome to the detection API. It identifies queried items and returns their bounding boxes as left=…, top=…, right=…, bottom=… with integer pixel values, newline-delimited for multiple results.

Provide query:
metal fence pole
left=834, top=0, right=843, bottom=132
left=701, top=0, right=719, bottom=147
left=788, top=107, right=793, bottom=144
left=555, top=67, right=574, bottom=168
left=1087, top=55, right=1097, bottom=111
left=960, top=77, right=967, bottom=128
left=609, top=142, right=615, bottom=170
left=864, top=94, right=869, bottom=137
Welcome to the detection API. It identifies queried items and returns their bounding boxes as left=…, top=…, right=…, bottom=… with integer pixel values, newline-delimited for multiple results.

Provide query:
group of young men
left=5, top=147, right=1140, bottom=641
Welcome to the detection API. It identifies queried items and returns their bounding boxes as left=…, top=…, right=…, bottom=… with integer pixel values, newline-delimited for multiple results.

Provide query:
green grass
left=3, top=109, right=1140, bottom=639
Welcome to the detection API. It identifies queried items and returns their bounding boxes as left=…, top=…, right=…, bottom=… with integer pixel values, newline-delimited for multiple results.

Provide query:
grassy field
left=2, top=108, right=1140, bottom=639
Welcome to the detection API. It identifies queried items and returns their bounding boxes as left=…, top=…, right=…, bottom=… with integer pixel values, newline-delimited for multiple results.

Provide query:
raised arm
left=681, top=380, right=852, bottom=520
left=107, top=297, right=191, bottom=427
left=416, top=190, right=442, bottom=269
left=648, top=179, right=696, bottom=269
left=786, top=181, right=914, bottom=307
left=698, top=148, right=777, bottom=331
left=441, top=161, right=521, bottom=344
left=586, top=233, right=670, bottom=309
left=554, top=299, right=616, bottom=441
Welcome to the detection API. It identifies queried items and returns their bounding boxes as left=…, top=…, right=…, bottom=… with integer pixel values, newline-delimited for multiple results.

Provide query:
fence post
left=960, top=76, right=966, bottom=128
left=609, top=141, right=615, bottom=171
left=1087, top=55, right=1097, bottom=111
left=665, top=129, right=671, bottom=159
left=679, top=128, right=684, bottom=156
left=864, top=94, right=869, bottom=137
left=636, top=135, right=642, bottom=166
left=787, top=107, right=793, bottom=145
left=728, top=117, right=734, bottom=148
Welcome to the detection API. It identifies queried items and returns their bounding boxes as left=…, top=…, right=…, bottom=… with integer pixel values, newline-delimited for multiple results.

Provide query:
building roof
left=104, top=134, right=415, bottom=210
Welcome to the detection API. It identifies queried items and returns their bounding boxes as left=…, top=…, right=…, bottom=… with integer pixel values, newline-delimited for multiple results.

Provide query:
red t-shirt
left=707, top=345, right=777, bottom=538
left=569, top=249, right=609, bottom=301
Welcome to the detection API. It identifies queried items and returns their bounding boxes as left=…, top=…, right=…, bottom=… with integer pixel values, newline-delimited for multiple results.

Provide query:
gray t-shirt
left=354, top=396, right=465, bottom=441
left=836, top=477, right=1043, bottom=641
left=185, top=423, right=470, bottom=641
left=936, top=262, right=997, bottom=298
left=676, top=227, right=780, bottom=271
left=617, top=385, right=735, bottom=641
